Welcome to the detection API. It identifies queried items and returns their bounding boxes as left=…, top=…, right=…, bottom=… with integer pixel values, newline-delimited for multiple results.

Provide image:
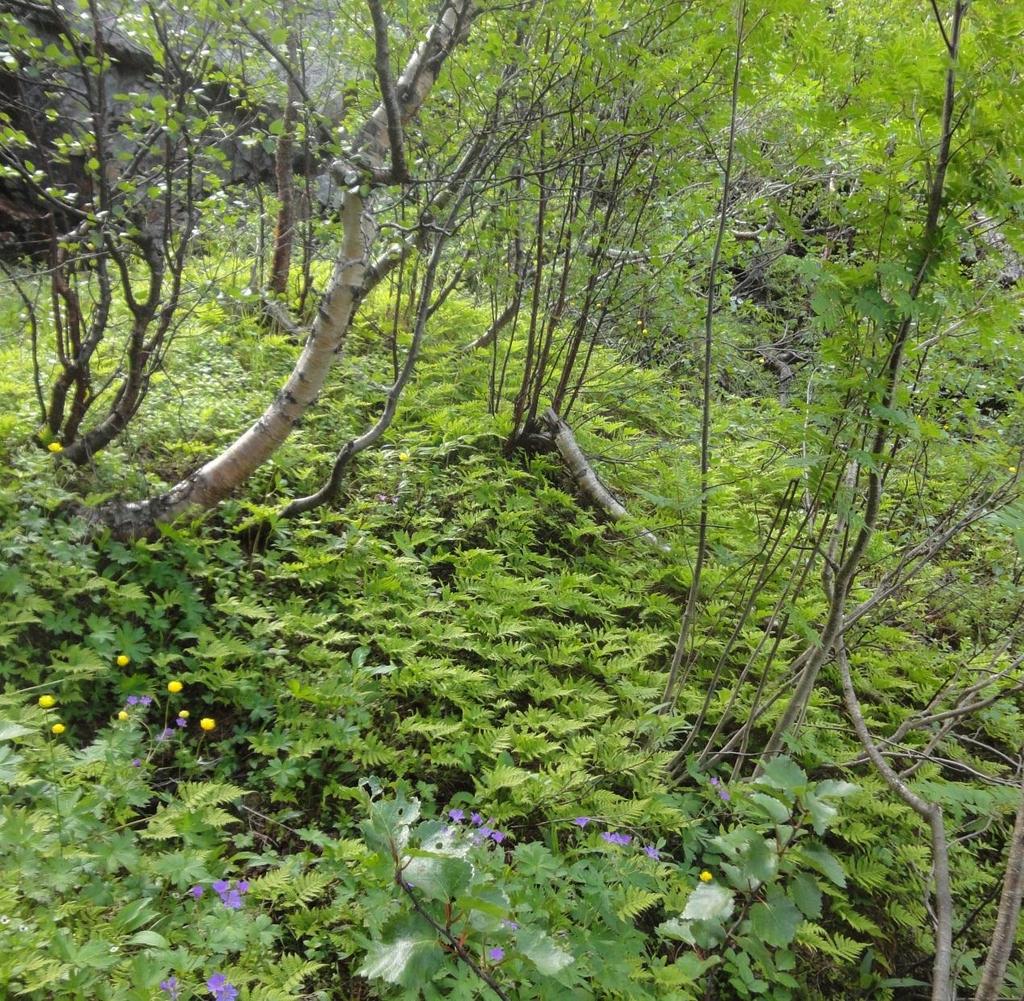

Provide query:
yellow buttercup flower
left=51, top=722, right=66, bottom=735
left=699, top=870, right=713, bottom=883
left=1010, top=466, right=1018, bottom=474
left=178, top=710, right=189, bottom=719
left=116, top=654, right=130, bottom=667
left=117, top=710, right=129, bottom=721
left=47, top=442, right=63, bottom=453
left=38, top=694, right=56, bottom=709
left=398, top=451, right=411, bottom=462
left=167, top=680, right=183, bottom=694
left=200, top=717, right=216, bottom=732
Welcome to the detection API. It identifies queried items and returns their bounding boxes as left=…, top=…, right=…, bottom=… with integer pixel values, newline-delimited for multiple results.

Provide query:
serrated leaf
left=748, top=894, right=802, bottom=947
left=748, top=791, right=791, bottom=824
left=755, top=756, right=808, bottom=794
left=789, top=872, right=822, bottom=919
left=796, top=843, right=847, bottom=887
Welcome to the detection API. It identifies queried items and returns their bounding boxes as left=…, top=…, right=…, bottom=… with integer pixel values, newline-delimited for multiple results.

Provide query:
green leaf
left=755, top=756, right=808, bottom=795
left=517, top=927, right=573, bottom=976
left=128, top=929, right=171, bottom=949
left=402, top=853, right=472, bottom=901
left=0, top=720, right=33, bottom=741
left=795, top=843, right=846, bottom=887
left=789, top=872, right=822, bottom=919
left=358, top=915, right=444, bottom=988
left=748, top=894, right=802, bottom=947
left=748, top=791, right=791, bottom=824
left=360, top=793, right=421, bottom=855
left=682, top=882, right=735, bottom=922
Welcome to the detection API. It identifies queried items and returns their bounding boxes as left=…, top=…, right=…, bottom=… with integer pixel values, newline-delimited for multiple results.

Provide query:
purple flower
left=160, top=977, right=180, bottom=1000
left=572, top=816, right=591, bottom=828
left=502, top=919, right=519, bottom=930
left=470, top=812, right=483, bottom=826
left=157, top=727, right=174, bottom=741
left=189, top=885, right=204, bottom=899
left=206, top=973, right=238, bottom=1001
left=643, top=844, right=661, bottom=860
left=448, top=808, right=465, bottom=823
left=488, top=946, right=505, bottom=962
left=131, top=758, right=142, bottom=768
left=601, top=831, right=632, bottom=846
left=489, top=830, right=506, bottom=844
left=711, top=776, right=731, bottom=801
left=140, top=696, right=153, bottom=706
left=175, top=716, right=188, bottom=727
left=211, top=879, right=247, bottom=910
left=126, top=696, right=139, bottom=706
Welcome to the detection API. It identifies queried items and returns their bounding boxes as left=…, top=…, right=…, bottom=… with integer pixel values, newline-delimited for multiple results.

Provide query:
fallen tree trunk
left=540, top=407, right=668, bottom=551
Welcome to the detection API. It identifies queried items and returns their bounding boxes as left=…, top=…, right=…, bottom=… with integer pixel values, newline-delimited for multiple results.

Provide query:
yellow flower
left=51, top=722, right=66, bottom=735
left=116, top=654, right=130, bottom=667
left=117, top=710, right=129, bottom=721
left=167, top=680, right=183, bottom=694
left=200, top=717, right=216, bottom=732
left=38, top=694, right=56, bottom=709
left=398, top=451, right=411, bottom=462
left=1010, top=466, right=1018, bottom=474
left=699, top=870, right=713, bottom=883
left=178, top=710, right=189, bottom=719
left=47, top=442, right=63, bottom=453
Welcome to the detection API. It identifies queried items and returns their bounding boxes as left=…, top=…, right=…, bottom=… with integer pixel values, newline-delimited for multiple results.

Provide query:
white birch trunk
left=88, top=0, right=475, bottom=537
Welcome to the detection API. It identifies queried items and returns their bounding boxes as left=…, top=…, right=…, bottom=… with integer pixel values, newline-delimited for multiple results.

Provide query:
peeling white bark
left=540, top=407, right=669, bottom=552
left=88, top=1, right=476, bottom=537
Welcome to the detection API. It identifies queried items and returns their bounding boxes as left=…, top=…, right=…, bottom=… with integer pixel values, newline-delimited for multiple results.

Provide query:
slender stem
left=837, top=638, right=954, bottom=1000
left=663, top=0, right=747, bottom=708
left=397, top=877, right=512, bottom=1001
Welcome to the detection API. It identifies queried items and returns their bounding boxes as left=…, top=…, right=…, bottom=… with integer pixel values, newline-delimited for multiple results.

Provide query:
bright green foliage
left=1, top=281, right=1022, bottom=997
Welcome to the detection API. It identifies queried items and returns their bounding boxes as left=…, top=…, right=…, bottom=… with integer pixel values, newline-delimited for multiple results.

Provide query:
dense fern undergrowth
left=1, top=285, right=1022, bottom=1000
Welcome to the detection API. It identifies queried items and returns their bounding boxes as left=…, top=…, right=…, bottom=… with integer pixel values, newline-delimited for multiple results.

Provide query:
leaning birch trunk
left=84, top=0, right=475, bottom=539
left=540, top=408, right=668, bottom=551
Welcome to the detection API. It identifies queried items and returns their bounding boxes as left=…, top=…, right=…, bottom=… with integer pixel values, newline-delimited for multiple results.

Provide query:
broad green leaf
left=0, top=720, right=33, bottom=741
left=402, top=853, right=473, bottom=901
left=748, top=792, right=791, bottom=824
left=748, top=895, right=802, bottom=948
left=682, top=882, right=735, bottom=922
left=517, top=927, right=573, bottom=976
left=755, top=757, right=808, bottom=795
left=128, top=930, right=171, bottom=949
left=358, top=915, right=444, bottom=988
left=795, top=843, right=847, bottom=887
left=789, top=872, right=823, bottom=919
